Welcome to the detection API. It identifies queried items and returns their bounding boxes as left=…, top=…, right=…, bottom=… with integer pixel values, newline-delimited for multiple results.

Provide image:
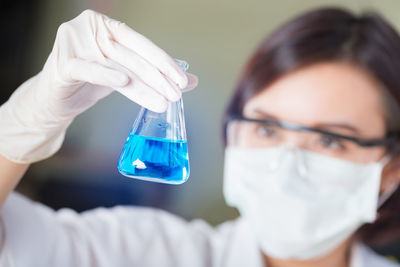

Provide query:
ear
left=380, top=156, right=400, bottom=195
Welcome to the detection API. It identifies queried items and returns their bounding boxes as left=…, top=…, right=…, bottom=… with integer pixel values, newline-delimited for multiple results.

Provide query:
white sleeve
left=0, top=192, right=220, bottom=267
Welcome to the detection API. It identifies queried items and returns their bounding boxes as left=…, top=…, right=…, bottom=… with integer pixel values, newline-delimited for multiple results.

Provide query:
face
left=242, top=61, right=399, bottom=193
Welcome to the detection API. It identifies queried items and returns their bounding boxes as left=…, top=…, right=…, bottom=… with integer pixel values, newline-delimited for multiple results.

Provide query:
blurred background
left=2, top=0, right=400, bottom=260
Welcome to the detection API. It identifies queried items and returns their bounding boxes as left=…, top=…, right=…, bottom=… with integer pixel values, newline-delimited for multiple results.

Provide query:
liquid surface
left=118, top=134, right=189, bottom=184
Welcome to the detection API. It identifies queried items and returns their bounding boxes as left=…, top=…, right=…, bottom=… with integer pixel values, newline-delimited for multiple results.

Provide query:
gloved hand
left=0, top=9, right=198, bottom=164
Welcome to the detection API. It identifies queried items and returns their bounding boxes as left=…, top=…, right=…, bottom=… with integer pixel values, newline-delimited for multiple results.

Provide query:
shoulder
left=2, top=192, right=263, bottom=266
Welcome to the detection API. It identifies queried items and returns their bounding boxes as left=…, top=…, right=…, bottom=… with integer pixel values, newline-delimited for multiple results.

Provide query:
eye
left=256, top=124, right=279, bottom=138
left=318, top=135, right=345, bottom=150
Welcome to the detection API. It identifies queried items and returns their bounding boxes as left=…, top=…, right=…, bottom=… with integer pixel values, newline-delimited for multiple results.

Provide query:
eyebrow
left=253, top=108, right=361, bottom=134
left=253, top=109, right=279, bottom=120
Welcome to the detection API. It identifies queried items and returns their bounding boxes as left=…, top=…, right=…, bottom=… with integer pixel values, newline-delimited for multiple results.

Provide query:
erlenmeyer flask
left=117, top=60, right=190, bottom=184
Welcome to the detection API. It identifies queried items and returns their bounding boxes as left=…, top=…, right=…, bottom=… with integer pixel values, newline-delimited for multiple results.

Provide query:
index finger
left=104, top=18, right=188, bottom=89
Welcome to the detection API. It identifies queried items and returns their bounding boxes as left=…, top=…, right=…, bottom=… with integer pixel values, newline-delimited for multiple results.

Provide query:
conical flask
left=117, top=60, right=190, bottom=184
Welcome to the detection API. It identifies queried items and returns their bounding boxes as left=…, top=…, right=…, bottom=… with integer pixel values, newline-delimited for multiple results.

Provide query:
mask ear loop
left=377, top=155, right=398, bottom=207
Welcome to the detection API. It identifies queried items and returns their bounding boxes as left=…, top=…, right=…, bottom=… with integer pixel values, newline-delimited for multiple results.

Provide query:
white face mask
left=223, top=146, right=391, bottom=260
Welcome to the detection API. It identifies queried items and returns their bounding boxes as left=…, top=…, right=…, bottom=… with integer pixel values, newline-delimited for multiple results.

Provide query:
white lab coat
left=0, top=192, right=398, bottom=267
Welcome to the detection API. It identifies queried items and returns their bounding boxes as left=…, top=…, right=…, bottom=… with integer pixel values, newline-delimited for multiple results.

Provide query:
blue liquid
left=118, top=134, right=189, bottom=184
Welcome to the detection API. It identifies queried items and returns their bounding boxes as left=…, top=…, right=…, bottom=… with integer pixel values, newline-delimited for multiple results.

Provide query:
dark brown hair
left=223, top=7, right=400, bottom=246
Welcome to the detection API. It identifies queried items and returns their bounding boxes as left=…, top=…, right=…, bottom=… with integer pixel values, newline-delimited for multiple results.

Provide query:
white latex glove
left=0, top=9, right=198, bottom=164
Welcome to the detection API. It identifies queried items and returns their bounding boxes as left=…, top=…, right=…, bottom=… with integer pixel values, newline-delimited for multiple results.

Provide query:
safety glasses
left=226, top=114, right=399, bottom=162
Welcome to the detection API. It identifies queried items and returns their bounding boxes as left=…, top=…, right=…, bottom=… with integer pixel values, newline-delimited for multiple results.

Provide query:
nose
left=282, top=130, right=309, bottom=150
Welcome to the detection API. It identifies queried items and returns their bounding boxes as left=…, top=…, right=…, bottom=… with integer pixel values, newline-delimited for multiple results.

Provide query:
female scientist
left=0, top=7, right=400, bottom=267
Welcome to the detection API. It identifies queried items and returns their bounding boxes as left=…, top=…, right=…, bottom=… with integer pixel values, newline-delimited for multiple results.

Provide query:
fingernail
left=181, top=73, right=198, bottom=93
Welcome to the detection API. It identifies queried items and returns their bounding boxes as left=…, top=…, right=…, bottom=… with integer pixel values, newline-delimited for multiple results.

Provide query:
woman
left=0, top=7, right=399, bottom=267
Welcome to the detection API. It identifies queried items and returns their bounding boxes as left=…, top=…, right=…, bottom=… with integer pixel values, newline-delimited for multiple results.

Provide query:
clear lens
left=226, top=120, right=385, bottom=163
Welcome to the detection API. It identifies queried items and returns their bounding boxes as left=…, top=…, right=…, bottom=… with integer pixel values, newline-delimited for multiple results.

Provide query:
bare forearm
left=0, top=154, right=29, bottom=208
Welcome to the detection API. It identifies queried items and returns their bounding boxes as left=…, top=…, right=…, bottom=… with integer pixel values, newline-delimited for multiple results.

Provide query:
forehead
left=243, top=62, right=387, bottom=138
